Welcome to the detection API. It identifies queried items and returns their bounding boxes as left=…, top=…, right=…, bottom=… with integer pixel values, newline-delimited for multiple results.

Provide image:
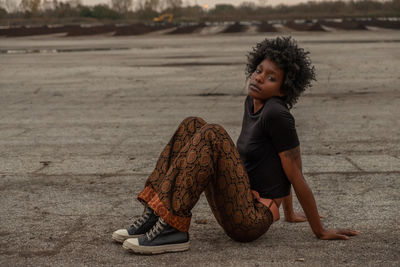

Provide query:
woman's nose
left=254, top=72, right=263, bottom=83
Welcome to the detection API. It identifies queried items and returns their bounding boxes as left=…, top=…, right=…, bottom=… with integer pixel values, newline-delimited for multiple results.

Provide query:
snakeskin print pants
left=138, top=117, right=273, bottom=242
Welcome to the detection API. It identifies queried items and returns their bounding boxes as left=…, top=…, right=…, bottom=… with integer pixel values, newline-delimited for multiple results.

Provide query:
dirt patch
left=285, top=22, right=326, bottom=32
left=0, top=23, right=175, bottom=37
left=220, top=22, right=249, bottom=33
left=1, top=25, right=81, bottom=37
left=363, top=19, right=400, bottom=30
left=320, top=20, right=368, bottom=30
left=1, top=26, right=49, bottom=37
left=114, top=23, right=173, bottom=36
left=2, top=20, right=394, bottom=37
left=66, top=25, right=116, bottom=36
left=256, top=22, right=278, bottom=32
left=168, top=23, right=206, bottom=34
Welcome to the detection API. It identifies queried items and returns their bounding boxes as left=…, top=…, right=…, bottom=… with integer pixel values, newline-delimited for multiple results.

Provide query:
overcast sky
left=80, top=0, right=318, bottom=8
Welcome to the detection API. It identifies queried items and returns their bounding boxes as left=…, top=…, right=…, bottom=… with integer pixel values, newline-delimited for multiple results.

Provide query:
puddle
left=0, top=47, right=130, bottom=54
left=160, top=62, right=241, bottom=67
left=303, top=39, right=400, bottom=44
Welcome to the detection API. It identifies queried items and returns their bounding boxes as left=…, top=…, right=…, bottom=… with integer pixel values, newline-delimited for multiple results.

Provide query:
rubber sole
left=122, top=240, right=190, bottom=255
left=112, top=232, right=142, bottom=243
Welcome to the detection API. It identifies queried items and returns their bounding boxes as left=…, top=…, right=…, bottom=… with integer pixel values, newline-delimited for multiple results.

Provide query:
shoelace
left=146, top=218, right=167, bottom=240
left=131, top=206, right=152, bottom=229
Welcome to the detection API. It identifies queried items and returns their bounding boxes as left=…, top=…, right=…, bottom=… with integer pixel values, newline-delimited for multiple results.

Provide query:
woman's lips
left=249, top=84, right=261, bottom=92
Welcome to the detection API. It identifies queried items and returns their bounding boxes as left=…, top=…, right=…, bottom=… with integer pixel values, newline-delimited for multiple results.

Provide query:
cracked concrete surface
left=0, top=31, right=399, bottom=266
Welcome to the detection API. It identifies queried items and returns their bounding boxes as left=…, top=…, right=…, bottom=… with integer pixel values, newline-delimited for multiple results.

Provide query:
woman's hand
left=285, top=211, right=322, bottom=223
left=285, top=211, right=307, bottom=222
left=318, top=228, right=359, bottom=240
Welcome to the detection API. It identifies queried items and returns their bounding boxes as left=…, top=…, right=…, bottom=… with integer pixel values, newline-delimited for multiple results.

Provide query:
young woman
left=112, top=36, right=359, bottom=255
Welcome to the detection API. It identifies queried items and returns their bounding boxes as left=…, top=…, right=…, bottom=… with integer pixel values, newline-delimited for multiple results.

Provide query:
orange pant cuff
left=137, top=186, right=191, bottom=232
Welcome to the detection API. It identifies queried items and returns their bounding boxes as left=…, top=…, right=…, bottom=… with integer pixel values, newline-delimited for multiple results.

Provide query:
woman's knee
left=177, top=117, right=207, bottom=135
left=200, top=123, right=228, bottom=138
left=181, top=116, right=206, bottom=126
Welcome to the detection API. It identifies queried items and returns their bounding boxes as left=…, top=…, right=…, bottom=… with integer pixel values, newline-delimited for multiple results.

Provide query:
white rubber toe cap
left=112, top=229, right=129, bottom=243
left=114, top=229, right=129, bottom=237
left=112, top=229, right=143, bottom=243
left=124, top=238, right=139, bottom=246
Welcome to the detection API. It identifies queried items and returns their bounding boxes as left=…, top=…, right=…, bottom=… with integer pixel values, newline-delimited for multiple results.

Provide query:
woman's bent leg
left=113, top=117, right=206, bottom=244
left=138, top=123, right=273, bottom=241
left=137, top=116, right=207, bottom=228
left=144, top=116, right=207, bottom=187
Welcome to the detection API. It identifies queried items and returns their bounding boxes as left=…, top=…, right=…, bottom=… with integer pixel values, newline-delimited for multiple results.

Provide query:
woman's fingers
left=321, top=232, right=348, bottom=240
left=336, top=234, right=350, bottom=240
left=338, top=229, right=360, bottom=236
left=319, top=229, right=359, bottom=240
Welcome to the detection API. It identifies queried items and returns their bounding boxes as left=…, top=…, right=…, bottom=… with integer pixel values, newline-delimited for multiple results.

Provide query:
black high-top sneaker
left=122, top=217, right=190, bottom=254
left=112, top=206, right=159, bottom=243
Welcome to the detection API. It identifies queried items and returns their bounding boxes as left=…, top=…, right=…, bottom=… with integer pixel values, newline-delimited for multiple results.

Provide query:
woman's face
left=248, top=58, right=284, bottom=101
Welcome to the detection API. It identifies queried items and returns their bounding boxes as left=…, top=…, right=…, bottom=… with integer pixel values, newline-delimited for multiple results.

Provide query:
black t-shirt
left=237, top=95, right=299, bottom=199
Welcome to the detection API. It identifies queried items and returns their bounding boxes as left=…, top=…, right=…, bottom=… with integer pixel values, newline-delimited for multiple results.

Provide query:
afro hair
left=246, top=36, right=316, bottom=108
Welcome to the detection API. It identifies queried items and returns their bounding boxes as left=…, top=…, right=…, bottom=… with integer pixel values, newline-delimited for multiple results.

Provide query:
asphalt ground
left=0, top=30, right=399, bottom=266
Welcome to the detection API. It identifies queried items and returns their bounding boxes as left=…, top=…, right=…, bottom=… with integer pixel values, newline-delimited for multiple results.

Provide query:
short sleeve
left=262, top=106, right=300, bottom=153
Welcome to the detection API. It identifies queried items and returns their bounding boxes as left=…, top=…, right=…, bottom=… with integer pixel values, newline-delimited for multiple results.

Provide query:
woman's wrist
left=314, top=229, right=324, bottom=239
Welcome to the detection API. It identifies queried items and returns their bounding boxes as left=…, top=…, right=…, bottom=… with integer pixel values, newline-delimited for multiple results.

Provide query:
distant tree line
left=0, top=0, right=399, bottom=22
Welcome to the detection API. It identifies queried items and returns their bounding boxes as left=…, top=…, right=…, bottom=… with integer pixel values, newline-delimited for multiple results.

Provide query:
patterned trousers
left=138, top=117, right=273, bottom=242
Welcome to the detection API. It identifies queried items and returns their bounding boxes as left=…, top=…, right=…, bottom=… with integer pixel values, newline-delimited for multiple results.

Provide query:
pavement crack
left=12, top=128, right=31, bottom=138
left=33, top=87, right=41, bottom=94
left=345, top=156, right=364, bottom=171
left=32, top=161, right=52, bottom=174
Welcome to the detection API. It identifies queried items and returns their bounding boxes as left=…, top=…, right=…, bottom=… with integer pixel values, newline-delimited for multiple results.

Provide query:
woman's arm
left=279, top=146, right=359, bottom=240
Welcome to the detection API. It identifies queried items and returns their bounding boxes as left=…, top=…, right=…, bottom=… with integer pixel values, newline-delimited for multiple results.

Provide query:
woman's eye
left=255, top=69, right=261, bottom=74
left=268, top=76, right=275, bottom=81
